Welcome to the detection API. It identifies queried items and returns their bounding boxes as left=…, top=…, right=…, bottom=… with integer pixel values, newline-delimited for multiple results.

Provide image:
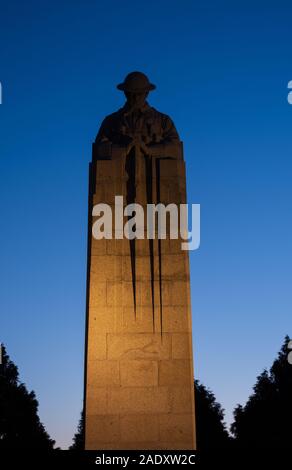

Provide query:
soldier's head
left=117, top=71, right=156, bottom=109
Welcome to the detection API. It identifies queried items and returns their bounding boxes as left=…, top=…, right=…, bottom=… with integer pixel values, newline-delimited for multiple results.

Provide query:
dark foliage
left=0, top=344, right=55, bottom=449
left=69, top=410, right=84, bottom=450
left=231, top=336, right=292, bottom=448
left=195, top=380, right=232, bottom=450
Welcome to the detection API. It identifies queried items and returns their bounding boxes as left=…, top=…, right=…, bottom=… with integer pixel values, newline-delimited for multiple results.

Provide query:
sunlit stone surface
left=84, top=72, right=196, bottom=450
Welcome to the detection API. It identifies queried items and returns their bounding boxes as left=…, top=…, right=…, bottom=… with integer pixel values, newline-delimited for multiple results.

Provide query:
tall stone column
left=84, top=72, right=196, bottom=450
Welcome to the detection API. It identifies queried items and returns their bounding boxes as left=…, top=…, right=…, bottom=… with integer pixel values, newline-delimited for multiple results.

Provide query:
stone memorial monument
left=84, top=72, right=196, bottom=449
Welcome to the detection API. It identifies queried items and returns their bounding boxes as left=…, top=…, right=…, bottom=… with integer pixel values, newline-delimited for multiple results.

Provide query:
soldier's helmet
left=117, top=71, right=156, bottom=93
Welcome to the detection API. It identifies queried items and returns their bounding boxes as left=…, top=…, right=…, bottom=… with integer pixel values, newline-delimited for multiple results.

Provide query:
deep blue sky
left=1, top=0, right=292, bottom=448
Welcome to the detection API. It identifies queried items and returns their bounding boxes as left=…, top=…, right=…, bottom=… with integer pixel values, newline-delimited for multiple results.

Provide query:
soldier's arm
left=145, top=115, right=182, bottom=159
left=94, top=115, right=129, bottom=159
left=93, top=117, right=112, bottom=158
left=161, top=115, right=180, bottom=143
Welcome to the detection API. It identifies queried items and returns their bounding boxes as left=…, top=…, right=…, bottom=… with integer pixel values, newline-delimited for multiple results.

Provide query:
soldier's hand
left=139, top=141, right=150, bottom=155
left=144, top=143, right=164, bottom=157
left=126, top=137, right=145, bottom=155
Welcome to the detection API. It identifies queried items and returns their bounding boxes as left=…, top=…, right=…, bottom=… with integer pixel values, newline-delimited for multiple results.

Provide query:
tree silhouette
left=195, top=380, right=232, bottom=450
left=231, top=335, right=292, bottom=448
left=69, top=410, right=84, bottom=450
left=0, top=344, right=55, bottom=449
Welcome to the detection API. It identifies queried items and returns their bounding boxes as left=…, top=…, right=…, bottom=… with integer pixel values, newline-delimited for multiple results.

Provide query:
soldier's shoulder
left=101, top=108, right=124, bottom=125
left=148, top=106, right=173, bottom=122
left=151, top=107, right=174, bottom=128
